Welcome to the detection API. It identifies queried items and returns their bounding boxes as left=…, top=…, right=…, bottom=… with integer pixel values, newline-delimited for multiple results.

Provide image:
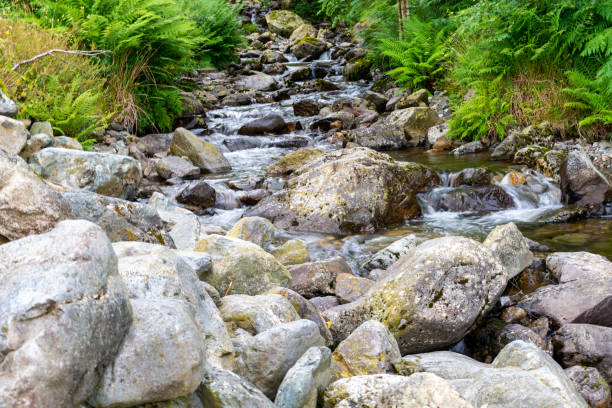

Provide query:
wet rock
left=260, top=50, right=288, bottom=64
left=111, top=241, right=233, bottom=369
left=427, top=123, right=449, bottom=146
left=560, top=150, right=611, bottom=206
left=343, top=58, right=372, bottom=81
left=237, top=72, right=278, bottom=92
left=170, top=128, right=231, bottom=173
left=53, top=135, right=84, bottom=150
left=330, top=320, right=400, bottom=381
left=220, top=294, right=299, bottom=335
left=449, top=167, right=492, bottom=186
left=491, top=132, right=518, bottom=159
left=272, top=239, right=311, bottom=265
left=546, top=252, right=612, bottom=283
left=288, top=257, right=352, bottom=298
left=0, top=221, right=131, bottom=408
left=452, top=141, right=485, bottom=156
left=239, top=114, right=288, bottom=136
left=135, top=133, right=172, bottom=156
left=386, top=107, right=443, bottom=147
left=518, top=279, right=612, bottom=327
left=565, top=366, right=611, bottom=408
left=177, top=181, right=216, bottom=208
left=348, top=122, right=406, bottom=150
left=266, top=147, right=324, bottom=176
left=195, top=234, right=291, bottom=296
left=324, top=236, right=507, bottom=354
left=0, top=115, right=27, bottom=154
left=310, top=296, right=340, bottom=313
left=363, top=91, right=389, bottom=112
left=362, top=235, right=419, bottom=271
left=150, top=192, right=203, bottom=250
left=223, top=93, right=253, bottom=106
left=227, top=216, right=276, bottom=249
left=0, top=149, right=69, bottom=240
left=312, top=61, right=331, bottom=79
left=223, top=136, right=262, bottom=151
left=435, top=185, right=515, bottom=212
left=247, top=148, right=439, bottom=234
left=395, top=89, right=429, bottom=110
left=537, top=205, right=588, bottom=223
left=335, top=273, right=374, bottom=303
left=263, top=62, right=287, bottom=75
left=394, top=340, right=588, bottom=408
left=323, top=373, right=473, bottom=408
left=293, top=99, right=320, bottom=116
left=287, top=66, right=312, bottom=81
left=265, top=10, right=304, bottom=37
left=62, top=191, right=172, bottom=245
left=553, top=324, right=612, bottom=383
left=156, top=155, right=200, bottom=179
left=265, top=287, right=334, bottom=347
left=275, top=346, right=331, bottom=408
left=198, top=366, right=275, bottom=408
left=291, top=38, right=326, bottom=61
left=233, top=319, right=325, bottom=399
left=267, top=136, right=310, bottom=149
left=311, top=111, right=355, bottom=131
left=88, top=299, right=205, bottom=407
left=289, top=23, right=317, bottom=45
left=0, top=90, right=17, bottom=117
left=483, top=222, right=533, bottom=279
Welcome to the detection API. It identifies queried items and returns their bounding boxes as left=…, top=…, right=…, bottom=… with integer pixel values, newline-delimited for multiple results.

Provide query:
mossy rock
left=266, top=148, right=324, bottom=176
left=343, top=59, right=373, bottom=81
left=265, top=10, right=304, bottom=37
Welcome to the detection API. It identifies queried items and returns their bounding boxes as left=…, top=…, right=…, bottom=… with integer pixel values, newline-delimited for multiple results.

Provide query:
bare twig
left=223, top=280, right=234, bottom=297
left=11, top=49, right=111, bottom=71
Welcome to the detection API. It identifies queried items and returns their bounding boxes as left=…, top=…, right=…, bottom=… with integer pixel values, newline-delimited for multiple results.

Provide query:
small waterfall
left=496, top=170, right=561, bottom=209
left=211, top=182, right=241, bottom=210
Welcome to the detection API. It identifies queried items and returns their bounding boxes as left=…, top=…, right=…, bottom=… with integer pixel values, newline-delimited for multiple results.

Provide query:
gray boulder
left=198, top=366, right=275, bottom=408
left=265, top=10, right=304, bottom=37
left=564, top=366, right=611, bottom=408
left=560, top=150, right=611, bottom=206
left=169, top=128, right=231, bottom=173
left=386, top=107, right=443, bottom=147
left=30, top=121, right=53, bottom=137
left=426, top=123, right=449, bottom=146
left=452, top=141, right=485, bottom=156
left=275, top=346, right=332, bottom=408
left=291, top=38, right=326, bottom=61
left=0, top=220, right=132, bottom=408
left=483, top=222, right=533, bottom=279
left=156, top=155, right=200, bottom=179
left=236, top=73, right=278, bottom=92
left=0, top=115, right=27, bottom=154
left=149, top=192, right=203, bottom=250
left=226, top=216, right=276, bottom=249
left=233, top=319, right=326, bottom=399
left=334, top=273, right=374, bottom=303
left=0, top=91, right=17, bottom=117
left=348, top=122, right=407, bottom=150
left=546, top=252, right=612, bottom=283
left=288, top=257, right=352, bottom=298
left=362, top=235, right=419, bottom=271
left=29, top=148, right=142, bottom=199
left=219, top=293, right=299, bottom=335
left=0, top=148, right=69, bottom=241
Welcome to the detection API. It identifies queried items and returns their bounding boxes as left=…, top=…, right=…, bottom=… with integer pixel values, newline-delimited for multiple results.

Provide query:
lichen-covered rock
left=0, top=148, right=69, bottom=240
left=546, top=252, right=612, bottom=283
left=219, top=294, right=299, bottom=335
left=323, top=373, right=473, bottom=408
left=29, top=148, right=142, bottom=199
left=452, top=141, right=485, bottom=156
left=483, top=222, right=533, bottom=279
left=0, top=115, right=27, bottom=154
left=272, top=239, right=311, bottom=265
left=149, top=192, right=203, bottom=250
left=335, top=273, right=374, bottom=303
left=426, top=185, right=515, bottom=213
left=324, top=236, right=508, bottom=354
left=288, top=257, right=352, bottom=298
left=449, top=167, right=492, bottom=187
left=386, top=107, right=443, bottom=147
left=552, top=324, right=612, bottom=383
left=564, top=366, right=611, bottom=408
left=266, top=148, right=324, bottom=176
left=560, top=150, right=611, bottom=206
left=289, top=23, right=317, bottom=44
left=156, top=155, right=200, bottom=180
left=362, top=235, right=419, bottom=271
left=247, top=148, right=439, bottom=234
left=0, top=220, right=132, bottom=408
left=343, top=58, right=372, bottom=81
left=88, top=299, right=206, bottom=407
left=198, top=366, right=275, bottom=408
left=395, top=89, right=429, bottom=110
left=234, top=319, right=326, bottom=399
left=112, top=241, right=234, bottom=370
left=275, top=347, right=332, bottom=408
left=169, top=128, right=231, bottom=173
left=195, top=234, right=291, bottom=296
left=260, top=50, right=288, bottom=64
left=395, top=341, right=588, bottom=408
left=265, top=10, right=304, bottom=37
left=330, top=320, right=400, bottom=382
left=226, top=216, right=276, bottom=249
left=348, top=122, right=407, bottom=150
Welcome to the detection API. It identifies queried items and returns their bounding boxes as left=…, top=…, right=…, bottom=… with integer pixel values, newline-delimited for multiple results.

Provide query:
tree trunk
left=398, top=0, right=410, bottom=40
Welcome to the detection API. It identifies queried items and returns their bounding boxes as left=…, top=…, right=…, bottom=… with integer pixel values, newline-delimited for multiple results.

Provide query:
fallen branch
left=11, top=49, right=111, bottom=71
left=223, top=280, right=234, bottom=297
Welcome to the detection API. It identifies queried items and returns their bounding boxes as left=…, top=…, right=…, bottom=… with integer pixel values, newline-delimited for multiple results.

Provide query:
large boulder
left=330, top=320, right=400, bottom=382
left=265, top=10, right=304, bottom=37
left=0, top=91, right=17, bottom=117
left=0, top=115, right=27, bottom=154
left=266, top=148, right=324, bottom=176
left=0, top=148, right=69, bottom=241
left=198, top=367, right=275, bottom=408
left=275, top=346, right=332, bottom=408
left=62, top=191, right=173, bottom=246
left=88, top=299, right=206, bottom=407
left=560, top=150, right=611, bottom=206
left=233, top=319, right=326, bottom=399
left=393, top=341, right=588, bottom=408
left=343, top=58, right=372, bottom=81
left=552, top=324, right=612, bottom=383
left=169, top=128, right=231, bottom=173
left=483, top=222, right=533, bottom=279
left=386, top=107, right=443, bottom=147
left=291, top=37, right=327, bottom=61
left=546, top=252, right=612, bottom=283
left=323, top=237, right=508, bottom=354
left=323, top=373, right=473, bottom=408
left=348, top=122, right=407, bottom=150
left=0, top=220, right=132, bottom=408
left=247, top=148, right=440, bottom=234
left=111, top=241, right=234, bottom=369
left=289, top=23, right=317, bottom=45
left=288, top=257, right=352, bottom=298
left=428, top=185, right=515, bottom=212
left=29, top=148, right=142, bottom=199
left=239, top=114, right=289, bottom=136
left=195, top=234, right=291, bottom=296
left=226, top=216, right=276, bottom=249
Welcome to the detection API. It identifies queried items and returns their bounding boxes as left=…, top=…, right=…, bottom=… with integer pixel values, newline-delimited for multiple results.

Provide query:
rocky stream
left=0, top=4, right=611, bottom=408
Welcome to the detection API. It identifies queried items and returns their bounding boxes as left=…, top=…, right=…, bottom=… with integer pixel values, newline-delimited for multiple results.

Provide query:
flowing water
left=169, top=53, right=612, bottom=265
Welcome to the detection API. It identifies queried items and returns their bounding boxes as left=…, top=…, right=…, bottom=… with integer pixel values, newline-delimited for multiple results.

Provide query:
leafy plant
left=135, top=86, right=183, bottom=133
left=563, top=71, right=612, bottom=130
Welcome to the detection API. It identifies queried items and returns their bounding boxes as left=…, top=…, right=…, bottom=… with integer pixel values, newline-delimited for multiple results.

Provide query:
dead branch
left=11, top=49, right=111, bottom=71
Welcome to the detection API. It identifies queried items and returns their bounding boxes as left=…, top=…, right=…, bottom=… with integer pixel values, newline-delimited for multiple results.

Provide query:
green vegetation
left=0, top=0, right=244, bottom=138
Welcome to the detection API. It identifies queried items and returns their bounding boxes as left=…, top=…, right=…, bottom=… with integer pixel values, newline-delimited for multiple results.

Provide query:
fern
left=563, top=71, right=612, bottom=128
